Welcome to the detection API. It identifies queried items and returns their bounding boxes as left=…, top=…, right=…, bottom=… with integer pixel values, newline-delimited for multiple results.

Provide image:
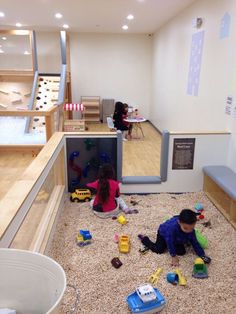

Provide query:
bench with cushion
left=203, top=165, right=236, bottom=229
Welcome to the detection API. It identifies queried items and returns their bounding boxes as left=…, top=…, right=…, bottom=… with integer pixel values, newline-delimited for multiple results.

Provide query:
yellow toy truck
left=70, top=188, right=92, bottom=202
left=118, top=235, right=130, bottom=253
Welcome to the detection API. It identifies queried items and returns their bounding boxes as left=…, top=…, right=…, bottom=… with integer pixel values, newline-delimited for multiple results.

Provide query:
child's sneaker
left=139, top=243, right=149, bottom=255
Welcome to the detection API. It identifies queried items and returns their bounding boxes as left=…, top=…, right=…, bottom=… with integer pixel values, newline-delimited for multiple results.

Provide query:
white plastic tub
left=0, top=249, right=66, bottom=314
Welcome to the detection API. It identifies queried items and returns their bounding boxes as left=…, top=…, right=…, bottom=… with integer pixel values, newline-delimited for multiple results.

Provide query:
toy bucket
left=0, top=249, right=66, bottom=314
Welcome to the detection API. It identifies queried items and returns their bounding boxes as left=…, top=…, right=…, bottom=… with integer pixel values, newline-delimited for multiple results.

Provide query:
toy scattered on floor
left=114, top=233, right=119, bottom=243
left=201, top=220, right=212, bottom=228
left=111, top=257, right=123, bottom=269
left=118, top=235, right=130, bottom=253
left=166, top=272, right=178, bottom=285
left=174, top=269, right=187, bottom=286
left=70, top=188, right=92, bottom=202
left=195, top=229, right=208, bottom=249
left=149, top=267, right=163, bottom=284
left=166, top=269, right=187, bottom=286
left=126, top=283, right=166, bottom=314
left=194, top=203, right=204, bottom=212
left=194, top=203, right=205, bottom=219
left=76, top=230, right=92, bottom=247
left=117, top=214, right=127, bottom=225
left=192, top=257, right=208, bottom=279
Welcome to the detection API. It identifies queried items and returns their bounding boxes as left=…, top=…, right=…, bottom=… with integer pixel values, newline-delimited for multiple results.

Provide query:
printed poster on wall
left=172, top=138, right=196, bottom=170
left=220, top=12, right=231, bottom=39
left=187, top=31, right=205, bottom=96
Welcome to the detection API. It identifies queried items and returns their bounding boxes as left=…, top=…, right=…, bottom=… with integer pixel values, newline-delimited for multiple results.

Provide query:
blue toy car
left=126, top=284, right=166, bottom=313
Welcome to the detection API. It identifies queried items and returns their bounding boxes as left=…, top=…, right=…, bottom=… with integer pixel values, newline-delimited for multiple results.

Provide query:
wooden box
left=64, top=119, right=85, bottom=132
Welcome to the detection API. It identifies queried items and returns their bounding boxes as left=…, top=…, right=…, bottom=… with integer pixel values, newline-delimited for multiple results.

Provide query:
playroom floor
left=88, top=121, right=162, bottom=176
left=49, top=191, right=236, bottom=314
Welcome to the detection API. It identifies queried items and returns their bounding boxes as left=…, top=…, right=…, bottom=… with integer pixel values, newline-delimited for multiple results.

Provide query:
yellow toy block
left=149, top=267, right=163, bottom=284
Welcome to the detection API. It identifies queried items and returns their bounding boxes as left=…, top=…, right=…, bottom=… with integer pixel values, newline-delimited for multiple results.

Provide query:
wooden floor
left=88, top=121, right=162, bottom=176
left=0, top=152, right=35, bottom=200
left=0, top=122, right=161, bottom=200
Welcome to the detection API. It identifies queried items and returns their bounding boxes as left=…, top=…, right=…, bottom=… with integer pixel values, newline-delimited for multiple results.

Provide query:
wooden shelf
left=81, top=96, right=100, bottom=123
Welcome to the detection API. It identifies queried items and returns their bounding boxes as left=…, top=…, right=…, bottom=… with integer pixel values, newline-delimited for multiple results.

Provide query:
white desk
left=124, top=117, right=146, bottom=138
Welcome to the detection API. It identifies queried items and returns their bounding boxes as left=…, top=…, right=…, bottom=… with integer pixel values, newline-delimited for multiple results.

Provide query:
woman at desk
left=113, top=102, right=129, bottom=140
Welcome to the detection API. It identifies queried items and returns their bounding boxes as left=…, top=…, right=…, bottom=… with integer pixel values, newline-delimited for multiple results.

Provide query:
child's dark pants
left=141, top=231, right=186, bottom=256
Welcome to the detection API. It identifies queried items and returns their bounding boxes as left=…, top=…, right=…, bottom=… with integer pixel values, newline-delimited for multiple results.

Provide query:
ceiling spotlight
left=0, top=11, right=5, bottom=17
left=63, top=24, right=69, bottom=29
left=24, top=50, right=30, bottom=55
left=127, top=14, right=134, bottom=20
left=16, top=23, right=22, bottom=27
left=2, top=37, right=7, bottom=40
left=55, top=13, right=63, bottom=19
left=0, top=49, right=4, bottom=53
left=122, top=25, right=129, bottom=30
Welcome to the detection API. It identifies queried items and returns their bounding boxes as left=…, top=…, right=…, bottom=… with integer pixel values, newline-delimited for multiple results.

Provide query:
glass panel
left=11, top=147, right=65, bottom=250
left=0, top=31, right=32, bottom=70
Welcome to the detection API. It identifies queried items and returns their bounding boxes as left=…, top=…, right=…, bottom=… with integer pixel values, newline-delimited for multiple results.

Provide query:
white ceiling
left=0, top=0, right=197, bottom=34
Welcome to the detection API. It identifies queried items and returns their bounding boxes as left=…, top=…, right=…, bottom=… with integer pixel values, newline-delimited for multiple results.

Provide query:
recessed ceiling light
left=0, top=49, right=4, bottom=53
left=24, top=50, right=30, bottom=55
left=0, top=11, right=5, bottom=17
left=16, top=23, right=22, bottom=27
left=127, top=14, right=134, bottom=20
left=2, top=37, right=7, bottom=40
left=55, top=13, right=63, bottom=19
left=122, top=25, right=129, bottom=30
left=63, top=24, right=69, bottom=29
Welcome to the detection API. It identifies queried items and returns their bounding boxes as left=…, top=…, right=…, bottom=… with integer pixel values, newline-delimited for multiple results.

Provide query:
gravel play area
left=48, top=192, right=236, bottom=314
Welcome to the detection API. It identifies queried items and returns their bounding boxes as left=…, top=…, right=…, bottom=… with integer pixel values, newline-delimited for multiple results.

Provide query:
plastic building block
left=76, top=230, right=92, bottom=247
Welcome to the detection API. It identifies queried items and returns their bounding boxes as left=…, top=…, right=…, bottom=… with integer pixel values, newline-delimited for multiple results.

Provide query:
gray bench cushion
left=203, top=165, right=236, bottom=200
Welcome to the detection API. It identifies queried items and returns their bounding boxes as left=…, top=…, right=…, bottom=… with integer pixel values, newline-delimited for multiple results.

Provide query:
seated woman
left=113, top=101, right=129, bottom=141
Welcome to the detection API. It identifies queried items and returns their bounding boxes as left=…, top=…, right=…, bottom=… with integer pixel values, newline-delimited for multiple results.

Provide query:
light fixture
left=0, top=11, right=5, bottom=17
left=2, top=37, right=7, bottom=40
left=24, top=50, right=30, bottom=55
left=122, top=25, right=129, bottom=30
left=127, top=14, right=134, bottom=20
left=55, top=13, right=63, bottom=19
left=16, top=23, right=22, bottom=27
left=63, top=24, right=69, bottom=29
left=0, top=49, right=4, bottom=53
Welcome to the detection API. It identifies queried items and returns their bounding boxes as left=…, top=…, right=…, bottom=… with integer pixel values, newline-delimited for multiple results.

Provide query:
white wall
left=151, top=0, right=236, bottom=171
left=70, top=33, right=152, bottom=118
left=121, top=132, right=231, bottom=193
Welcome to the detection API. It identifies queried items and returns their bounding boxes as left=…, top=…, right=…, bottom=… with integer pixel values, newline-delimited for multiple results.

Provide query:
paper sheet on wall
left=220, top=12, right=231, bottom=39
left=187, top=31, right=205, bottom=96
left=225, top=96, right=232, bottom=115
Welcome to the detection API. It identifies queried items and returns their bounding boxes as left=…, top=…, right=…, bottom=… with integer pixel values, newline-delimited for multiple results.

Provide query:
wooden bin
left=64, top=119, right=85, bottom=132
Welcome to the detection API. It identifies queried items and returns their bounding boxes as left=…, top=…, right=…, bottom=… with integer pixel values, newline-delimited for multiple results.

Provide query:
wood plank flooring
left=0, top=152, right=35, bottom=200
left=87, top=121, right=162, bottom=176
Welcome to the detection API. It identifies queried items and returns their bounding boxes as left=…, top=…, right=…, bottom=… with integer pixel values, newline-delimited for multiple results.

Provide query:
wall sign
left=172, top=138, right=196, bottom=170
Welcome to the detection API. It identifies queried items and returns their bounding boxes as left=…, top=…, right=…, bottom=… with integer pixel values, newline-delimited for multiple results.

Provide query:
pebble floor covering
left=48, top=192, right=236, bottom=314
